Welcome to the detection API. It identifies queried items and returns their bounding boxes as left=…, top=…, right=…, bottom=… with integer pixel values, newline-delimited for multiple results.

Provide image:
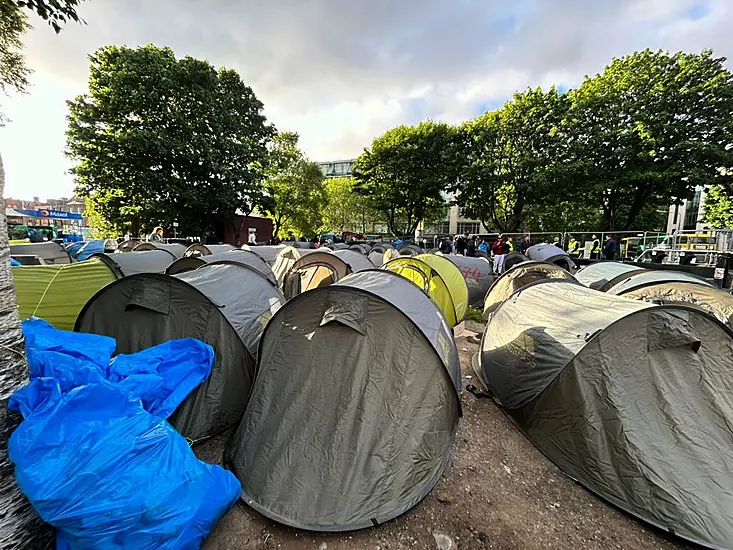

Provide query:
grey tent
left=441, top=254, right=494, bottom=308
left=370, top=243, right=395, bottom=254
left=132, top=242, right=187, bottom=258
left=475, top=249, right=491, bottom=260
left=166, top=249, right=276, bottom=283
left=116, top=239, right=138, bottom=252
left=503, top=251, right=529, bottom=272
left=398, top=243, right=422, bottom=256
left=349, top=243, right=371, bottom=254
left=324, top=242, right=350, bottom=250
left=75, top=263, right=284, bottom=443
left=226, top=270, right=460, bottom=531
left=483, top=261, right=577, bottom=316
left=272, top=246, right=330, bottom=286
left=9, top=242, right=71, bottom=264
left=103, top=239, right=118, bottom=252
left=183, top=243, right=235, bottom=257
left=621, top=282, right=733, bottom=329
left=606, top=270, right=713, bottom=296
left=330, top=249, right=374, bottom=273
left=575, top=261, right=643, bottom=291
left=282, top=251, right=350, bottom=299
left=473, top=280, right=733, bottom=549
left=242, top=245, right=285, bottom=266
left=368, top=249, right=386, bottom=267
left=525, top=243, right=575, bottom=271
left=93, top=250, right=177, bottom=277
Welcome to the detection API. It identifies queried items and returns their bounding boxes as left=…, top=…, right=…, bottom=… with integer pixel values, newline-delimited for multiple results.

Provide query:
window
left=458, top=207, right=468, bottom=219
left=457, top=222, right=480, bottom=235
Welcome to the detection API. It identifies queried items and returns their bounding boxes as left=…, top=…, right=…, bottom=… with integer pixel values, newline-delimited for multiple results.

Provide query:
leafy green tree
left=704, top=185, right=733, bottom=229
left=354, top=121, right=458, bottom=237
left=12, top=0, right=85, bottom=32
left=0, top=2, right=30, bottom=113
left=66, top=45, right=273, bottom=237
left=457, top=87, right=568, bottom=233
left=564, top=49, right=733, bottom=231
left=266, top=131, right=326, bottom=238
left=321, top=177, right=384, bottom=234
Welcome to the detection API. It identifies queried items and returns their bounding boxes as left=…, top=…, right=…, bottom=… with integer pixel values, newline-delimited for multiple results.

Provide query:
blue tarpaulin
left=10, top=257, right=21, bottom=266
left=8, top=318, right=241, bottom=549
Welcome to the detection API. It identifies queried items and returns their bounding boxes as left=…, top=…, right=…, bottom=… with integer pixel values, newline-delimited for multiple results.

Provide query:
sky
left=0, top=0, right=730, bottom=200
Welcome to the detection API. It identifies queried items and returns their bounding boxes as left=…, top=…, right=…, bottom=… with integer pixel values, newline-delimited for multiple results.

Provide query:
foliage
left=704, top=185, right=733, bottom=229
left=465, top=306, right=486, bottom=324
left=564, top=49, right=733, bottom=231
left=458, top=87, right=568, bottom=233
left=12, top=0, right=85, bottom=33
left=266, top=131, right=326, bottom=238
left=84, top=192, right=130, bottom=238
left=66, top=45, right=273, bottom=237
left=321, top=177, right=384, bottom=234
left=354, top=121, right=459, bottom=237
left=0, top=1, right=30, bottom=125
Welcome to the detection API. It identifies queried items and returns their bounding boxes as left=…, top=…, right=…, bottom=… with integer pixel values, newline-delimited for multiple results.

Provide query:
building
left=666, top=186, right=709, bottom=234
left=317, top=159, right=356, bottom=179
left=5, top=195, right=88, bottom=234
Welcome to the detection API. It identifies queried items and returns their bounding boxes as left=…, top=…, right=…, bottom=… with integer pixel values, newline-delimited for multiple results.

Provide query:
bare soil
left=200, top=334, right=692, bottom=550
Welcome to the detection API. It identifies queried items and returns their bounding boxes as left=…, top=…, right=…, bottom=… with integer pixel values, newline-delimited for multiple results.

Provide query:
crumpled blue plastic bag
left=8, top=318, right=241, bottom=549
left=9, top=379, right=241, bottom=550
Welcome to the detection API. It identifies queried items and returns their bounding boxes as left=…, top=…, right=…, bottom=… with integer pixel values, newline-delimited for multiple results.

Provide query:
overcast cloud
left=1, top=0, right=730, bottom=199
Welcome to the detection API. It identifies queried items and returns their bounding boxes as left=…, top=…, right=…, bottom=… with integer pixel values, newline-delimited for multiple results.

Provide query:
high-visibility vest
left=591, top=239, right=600, bottom=253
left=568, top=240, right=580, bottom=255
left=507, top=241, right=514, bottom=252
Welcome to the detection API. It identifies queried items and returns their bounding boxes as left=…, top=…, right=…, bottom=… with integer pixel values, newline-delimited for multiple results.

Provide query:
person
left=248, top=230, right=257, bottom=245
left=439, top=238, right=452, bottom=254
left=520, top=235, right=531, bottom=254
left=604, top=234, right=617, bottom=261
left=148, top=226, right=163, bottom=242
left=505, top=236, right=514, bottom=253
left=478, top=239, right=488, bottom=254
left=466, top=236, right=476, bottom=257
left=455, top=234, right=466, bottom=256
left=567, top=235, right=580, bottom=258
left=205, top=230, right=218, bottom=245
left=492, top=235, right=506, bottom=274
left=590, top=234, right=601, bottom=260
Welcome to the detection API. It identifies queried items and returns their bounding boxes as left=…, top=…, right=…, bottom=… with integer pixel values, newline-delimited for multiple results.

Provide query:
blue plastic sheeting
left=65, top=240, right=88, bottom=258
left=8, top=318, right=240, bottom=549
left=9, top=380, right=241, bottom=550
left=22, top=318, right=213, bottom=417
left=76, top=239, right=105, bottom=261
left=10, top=257, right=21, bottom=266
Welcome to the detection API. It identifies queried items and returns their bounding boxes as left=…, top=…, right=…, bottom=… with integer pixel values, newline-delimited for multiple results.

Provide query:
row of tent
left=472, top=258, right=733, bottom=549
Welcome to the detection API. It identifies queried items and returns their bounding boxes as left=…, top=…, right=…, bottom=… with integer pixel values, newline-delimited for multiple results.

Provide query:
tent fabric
left=368, top=249, right=386, bottom=267
left=94, top=250, right=176, bottom=277
left=10, top=242, right=72, bottom=264
left=282, top=251, right=350, bottom=299
left=575, top=262, right=644, bottom=291
left=324, top=242, right=350, bottom=250
left=475, top=280, right=733, bottom=550
left=12, top=259, right=120, bottom=330
left=606, top=270, right=713, bottom=296
left=381, top=256, right=467, bottom=327
left=75, top=263, right=284, bottom=443
left=398, top=243, right=422, bottom=256
left=525, top=243, right=575, bottom=271
left=132, top=242, right=187, bottom=258
left=483, top=261, right=577, bottom=316
left=184, top=243, right=235, bottom=257
left=503, top=252, right=529, bottom=272
left=621, top=281, right=733, bottom=329
left=439, top=254, right=494, bottom=308
left=116, top=239, right=138, bottom=252
left=331, top=249, right=375, bottom=273
left=75, top=240, right=106, bottom=262
left=103, top=239, right=118, bottom=252
left=226, top=270, right=460, bottom=532
left=242, top=245, right=285, bottom=266
left=272, top=246, right=328, bottom=286
left=349, top=244, right=370, bottom=254
left=166, top=250, right=276, bottom=283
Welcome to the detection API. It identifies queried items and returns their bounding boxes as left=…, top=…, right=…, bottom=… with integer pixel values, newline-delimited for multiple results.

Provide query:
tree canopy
left=66, top=44, right=273, bottom=237
left=704, top=185, right=733, bottom=229
left=354, top=121, right=457, bottom=237
left=321, top=177, right=384, bottom=234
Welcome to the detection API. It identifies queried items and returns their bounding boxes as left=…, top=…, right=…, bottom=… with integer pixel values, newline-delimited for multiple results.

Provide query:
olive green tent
left=226, top=270, right=460, bottom=531
left=474, top=280, right=733, bottom=549
left=12, top=259, right=119, bottom=330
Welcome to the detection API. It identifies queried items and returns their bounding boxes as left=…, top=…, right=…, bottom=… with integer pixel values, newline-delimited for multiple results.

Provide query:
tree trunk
left=0, top=152, right=54, bottom=548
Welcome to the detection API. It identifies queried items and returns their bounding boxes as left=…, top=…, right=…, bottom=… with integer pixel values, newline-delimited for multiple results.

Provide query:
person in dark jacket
left=466, top=236, right=477, bottom=257
left=604, top=234, right=617, bottom=260
left=520, top=235, right=530, bottom=254
left=455, top=234, right=467, bottom=255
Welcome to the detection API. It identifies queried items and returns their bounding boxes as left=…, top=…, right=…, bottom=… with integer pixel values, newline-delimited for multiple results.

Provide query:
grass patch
left=465, top=306, right=485, bottom=323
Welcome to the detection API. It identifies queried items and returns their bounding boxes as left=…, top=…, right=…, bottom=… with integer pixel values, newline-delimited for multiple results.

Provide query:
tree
left=266, top=131, right=326, bottom=238
left=564, top=49, right=733, bottom=231
left=354, top=121, right=458, bottom=237
left=704, top=185, right=733, bottom=229
left=457, top=87, right=568, bottom=233
left=321, top=177, right=384, bottom=234
left=66, top=45, right=273, bottom=238
left=12, top=0, right=85, bottom=33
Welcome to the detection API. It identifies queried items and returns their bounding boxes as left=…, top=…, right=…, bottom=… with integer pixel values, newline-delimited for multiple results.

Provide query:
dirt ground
left=199, top=333, right=693, bottom=550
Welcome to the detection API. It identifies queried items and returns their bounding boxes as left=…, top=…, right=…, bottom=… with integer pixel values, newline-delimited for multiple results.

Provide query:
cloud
left=1, top=0, right=732, bottom=198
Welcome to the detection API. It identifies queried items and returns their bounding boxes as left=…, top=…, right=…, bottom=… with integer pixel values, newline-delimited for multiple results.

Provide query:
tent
left=440, top=254, right=494, bottom=309
left=242, top=245, right=285, bottom=266
left=166, top=250, right=276, bottom=283
left=330, top=249, right=374, bottom=273
left=226, top=270, right=461, bottom=531
left=74, top=240, right=106, bottom=262
left=606, top=270, right=713, bottom=296
left=382, top=254, right=468, bottom=327
left=473, top=280, right=733, bottom=549
left=525, top=243, right=575, bottom=271
left=9, top=242, right=72, bottom=264
left=620, top=281, right=733, bottom=329
left=183, top=243, right=235, bottom=257
left=575, top=262, right=643, bottom=291
left=282, top=251, right=350, bottom=299
left=116, top=239, right=138, bottom=252
left=132, top=242, right=187, bottom=258
left=103, top=239, right=118, bottom=252
left=349, top=243, right=371, bottom=254
left=503, top=251, right=529, bottom=272
left=93, top=250, right=176, bottom=277
left=75, top=263, right=285, bottom=444
left=483, top=261, right=577, bottom=316
left=12, top=259, right=119, bottom=330
left=272, top=246, right=329, bottom=286
left=324, top=242, right=350, bottom=250
left=398, top=243, right=422, bottom=256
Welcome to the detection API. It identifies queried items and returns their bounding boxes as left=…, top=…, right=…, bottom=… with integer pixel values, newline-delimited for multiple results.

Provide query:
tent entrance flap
left=319, top=293, right=369, bottom=335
